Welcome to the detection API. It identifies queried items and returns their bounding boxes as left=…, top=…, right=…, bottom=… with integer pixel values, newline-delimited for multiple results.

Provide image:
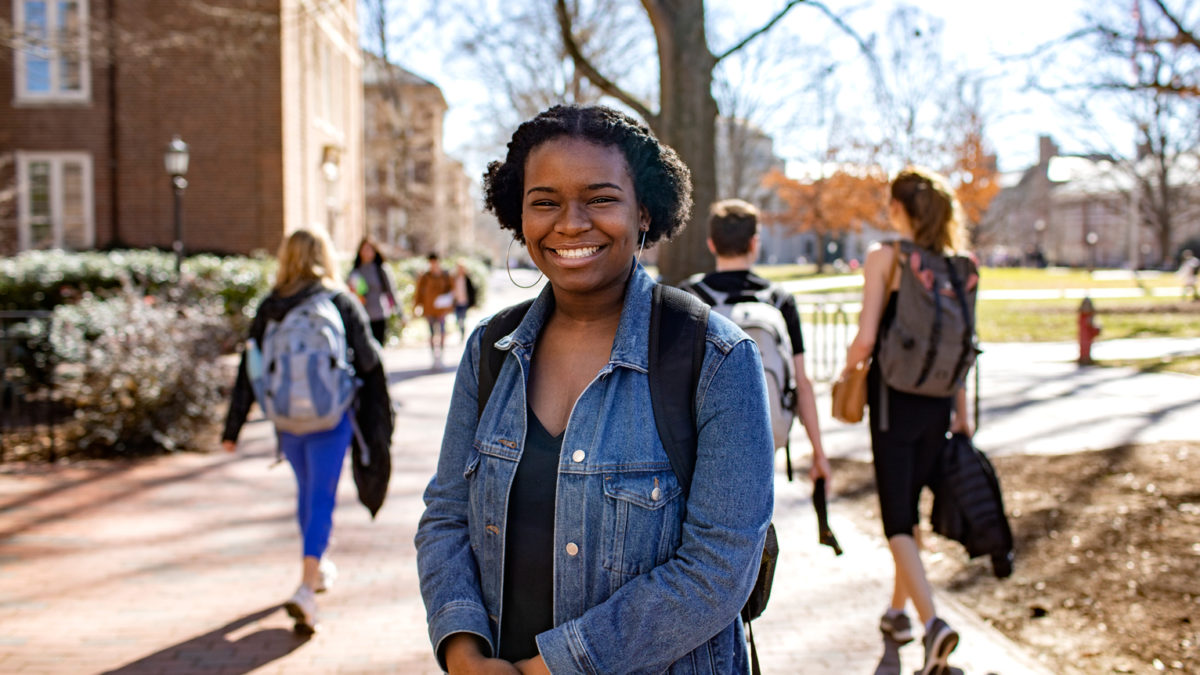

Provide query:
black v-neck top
left=498, top=409, right=562, bottom=662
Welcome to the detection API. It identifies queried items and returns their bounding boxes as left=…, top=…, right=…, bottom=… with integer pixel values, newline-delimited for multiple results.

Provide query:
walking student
left=348, top=236, right=400, bottom=346
left=222, top=227, right=388, bottom=635
left=415, top=104, right=774, bottom=674
left=413, top=252, right=454, bottom=367
left=1179, top=249, right=1198, bottom=301
left=841, top=168, right=975, bottom=675
left=451, top=260, right=476, bottom=342
left=683, top=198, right=832, bottom=487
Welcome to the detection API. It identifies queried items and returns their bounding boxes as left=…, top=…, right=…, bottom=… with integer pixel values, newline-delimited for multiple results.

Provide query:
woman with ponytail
left=841, top=167, right=974, bottom=675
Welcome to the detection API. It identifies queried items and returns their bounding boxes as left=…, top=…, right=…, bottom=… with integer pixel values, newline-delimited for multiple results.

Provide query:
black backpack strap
left=944, top=257, right=976, bottom=387
left=476, top=299, right=535, bottom=419
left=913, top=255, right=944, bottom=389
left=681, top=276, right=719, bottom=306
left=648, top=284, right=710, bottom=498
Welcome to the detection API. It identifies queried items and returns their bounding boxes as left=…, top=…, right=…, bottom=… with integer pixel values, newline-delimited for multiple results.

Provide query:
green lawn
left=978, top=298, right=1200, bottom=342
left=979, top=267, right=1181, bottom=290
left=753, top=264, right=821, bottom=282
left=757, top=264, right=1182, bottom=291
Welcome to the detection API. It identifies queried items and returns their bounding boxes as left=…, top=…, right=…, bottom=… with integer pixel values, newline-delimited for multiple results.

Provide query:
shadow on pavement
left=874, top=635, right=902, bottom=675
left=0, top=452, right=254, bottom=542
left=100, top=605, right=307, bottom=675
left=386, top=364, right=455, bottom=385
left=874, top=637, right=969, bottom=675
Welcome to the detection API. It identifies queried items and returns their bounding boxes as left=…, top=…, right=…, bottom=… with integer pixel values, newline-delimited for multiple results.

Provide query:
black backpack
left=476, top=285, right=778, bottom=663
left=931, top=433, right=1014, bottom=578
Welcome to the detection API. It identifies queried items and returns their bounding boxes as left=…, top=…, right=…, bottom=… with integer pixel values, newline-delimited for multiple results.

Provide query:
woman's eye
left=591, top=196, right=616, bottom=204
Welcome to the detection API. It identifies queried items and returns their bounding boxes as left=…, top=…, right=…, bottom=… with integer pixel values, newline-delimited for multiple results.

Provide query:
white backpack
left=250, top=291, right=359, bottom=435
left=685, top=277, right=797, bottom=450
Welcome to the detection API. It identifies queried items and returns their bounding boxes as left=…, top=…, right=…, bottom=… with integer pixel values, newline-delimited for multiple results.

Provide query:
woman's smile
left=551, top=245, right=603, bottom=260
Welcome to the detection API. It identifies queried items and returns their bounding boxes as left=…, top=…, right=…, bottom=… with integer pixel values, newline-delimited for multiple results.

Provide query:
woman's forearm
left=845, top=335, right=874, bottom=370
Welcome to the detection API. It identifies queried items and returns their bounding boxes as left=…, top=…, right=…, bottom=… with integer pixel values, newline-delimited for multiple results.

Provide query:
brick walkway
left=0, top=341, right=1053, bottom=674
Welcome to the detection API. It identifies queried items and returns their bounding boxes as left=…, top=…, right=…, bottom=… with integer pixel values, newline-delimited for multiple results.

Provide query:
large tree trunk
left=646, top=1, right=717, bottom=284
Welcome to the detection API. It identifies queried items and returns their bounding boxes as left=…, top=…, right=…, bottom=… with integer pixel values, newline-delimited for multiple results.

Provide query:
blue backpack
left=251, top=292, right=359, bottom=435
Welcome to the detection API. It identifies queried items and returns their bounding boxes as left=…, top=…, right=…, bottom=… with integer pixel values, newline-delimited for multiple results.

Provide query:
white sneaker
left=314, top=558, right=337, bottom=594
left=284, top=584, right=318, bottom=635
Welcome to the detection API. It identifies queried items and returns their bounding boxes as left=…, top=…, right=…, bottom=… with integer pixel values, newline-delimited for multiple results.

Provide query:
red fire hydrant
left=1078, top=297, right=1101, bottom=365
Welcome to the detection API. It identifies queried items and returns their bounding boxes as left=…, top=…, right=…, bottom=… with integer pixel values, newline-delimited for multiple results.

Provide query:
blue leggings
left=278, top=413, right=352, bottom=559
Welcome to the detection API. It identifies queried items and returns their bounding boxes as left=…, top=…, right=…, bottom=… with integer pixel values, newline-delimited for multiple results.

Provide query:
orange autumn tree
left=946, top=105, right=1001, bottom=247
left=763, top=165, right=889, bottom=271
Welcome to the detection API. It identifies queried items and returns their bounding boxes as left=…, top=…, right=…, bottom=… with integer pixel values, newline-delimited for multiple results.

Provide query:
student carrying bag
left=251, top=291, right=359, bottom=435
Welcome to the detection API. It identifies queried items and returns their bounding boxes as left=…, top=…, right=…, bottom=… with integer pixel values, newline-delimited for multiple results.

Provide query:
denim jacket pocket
left=600, top=470, right=684, bottom=582
left=462, top=450, right=481, bottom=480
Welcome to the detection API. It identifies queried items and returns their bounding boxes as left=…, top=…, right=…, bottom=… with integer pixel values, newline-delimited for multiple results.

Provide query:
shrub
left=51, top=292, right=236, bottom=457
left=0, top=249, right=275, bottom=341
left=178, top=253, right=274, bottom=336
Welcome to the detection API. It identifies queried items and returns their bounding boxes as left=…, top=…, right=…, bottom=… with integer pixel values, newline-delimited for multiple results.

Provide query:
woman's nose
left=556, top=201, right=591, bottom=234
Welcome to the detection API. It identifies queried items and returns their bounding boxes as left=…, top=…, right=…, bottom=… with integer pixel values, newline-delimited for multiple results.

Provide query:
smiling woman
left=415, top=104, right=777, bottom=675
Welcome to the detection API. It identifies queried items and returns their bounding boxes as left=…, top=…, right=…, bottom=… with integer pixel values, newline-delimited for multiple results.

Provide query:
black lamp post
left=1033, top=219, right=1047, bottom=267
left=164, top=135, right=189, bottom=275
left=1086, top=231, right=1099, bottom=274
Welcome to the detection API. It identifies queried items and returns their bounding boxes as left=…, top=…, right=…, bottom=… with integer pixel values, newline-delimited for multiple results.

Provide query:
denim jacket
left=416, top=266, right=775, bottom=674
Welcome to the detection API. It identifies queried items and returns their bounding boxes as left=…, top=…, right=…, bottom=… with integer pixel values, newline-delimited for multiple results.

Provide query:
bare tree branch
left=554, top=0, right=655, bottom=123
left=1101, top=81, right=1200, bottom=97
left=1149, top=0, right=1200, bottom=50
left=715, top=0, right=808, bottom=63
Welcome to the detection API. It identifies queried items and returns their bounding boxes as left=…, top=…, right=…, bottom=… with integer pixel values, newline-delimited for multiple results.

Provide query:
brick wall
left=0, top=0, right=114, bottom=252
left=0, top=0, right=363, bottom=257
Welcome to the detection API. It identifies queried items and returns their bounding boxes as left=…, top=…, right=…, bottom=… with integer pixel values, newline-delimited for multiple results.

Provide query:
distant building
left=0, top=0, right=365, bottom=257
left=362, top=54, right=474, bottom=257
left=715, top=116, right=824, bottom=264
left=982, top=135, right=1200, bottom=268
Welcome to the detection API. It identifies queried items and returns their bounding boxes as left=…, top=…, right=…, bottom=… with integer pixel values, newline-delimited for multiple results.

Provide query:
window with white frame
left=17, top=152, right=94, bottom=251
left=14, top=0, right=90, bottom=102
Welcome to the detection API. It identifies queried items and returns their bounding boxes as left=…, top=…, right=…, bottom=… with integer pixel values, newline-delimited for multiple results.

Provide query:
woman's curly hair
left=483, top=104, right=693, bottom=245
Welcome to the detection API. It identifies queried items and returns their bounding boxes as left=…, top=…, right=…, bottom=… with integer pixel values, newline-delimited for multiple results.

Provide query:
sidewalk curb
left=934, top=584, right=1056, bottom=674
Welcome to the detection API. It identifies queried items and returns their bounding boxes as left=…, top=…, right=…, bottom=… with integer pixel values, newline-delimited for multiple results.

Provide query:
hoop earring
left=636, top=230, right=647, bottom=264
left=506, top=237, right=544, bottom=289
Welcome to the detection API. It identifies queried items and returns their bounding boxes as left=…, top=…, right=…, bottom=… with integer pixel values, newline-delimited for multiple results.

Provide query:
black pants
left=370, top=319, right=387, bottom=346
left=867, top=362, right=952, bottom=539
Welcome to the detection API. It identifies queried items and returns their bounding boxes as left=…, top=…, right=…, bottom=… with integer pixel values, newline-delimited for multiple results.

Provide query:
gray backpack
left=685, top=277, right=796, bottom=450
left=877, top=240, right=979, bottom=401
left=252, top=291, right=359, bottom=435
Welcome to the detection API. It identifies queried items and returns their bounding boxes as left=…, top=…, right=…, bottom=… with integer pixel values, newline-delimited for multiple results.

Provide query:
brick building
left=0, top=0, right=364, bottom=257
left=982, top=135, right=1200, bottom=268
left=362, top=54, right=474, bottom=258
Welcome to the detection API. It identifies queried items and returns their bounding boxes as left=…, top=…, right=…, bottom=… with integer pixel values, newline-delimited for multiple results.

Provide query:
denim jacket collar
left=493, top=262, right=655, bottom=372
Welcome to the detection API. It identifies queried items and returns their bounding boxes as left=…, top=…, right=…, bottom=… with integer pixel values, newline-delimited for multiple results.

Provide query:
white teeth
left=556, top=246, right=599, bottom=259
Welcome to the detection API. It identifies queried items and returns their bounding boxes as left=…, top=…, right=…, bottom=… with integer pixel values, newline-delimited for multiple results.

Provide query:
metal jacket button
left=571, top=450, right=585, bottom=463
left=651, top=487, right=661, bottom=501
left=565, top=542, right=579, bottom=556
